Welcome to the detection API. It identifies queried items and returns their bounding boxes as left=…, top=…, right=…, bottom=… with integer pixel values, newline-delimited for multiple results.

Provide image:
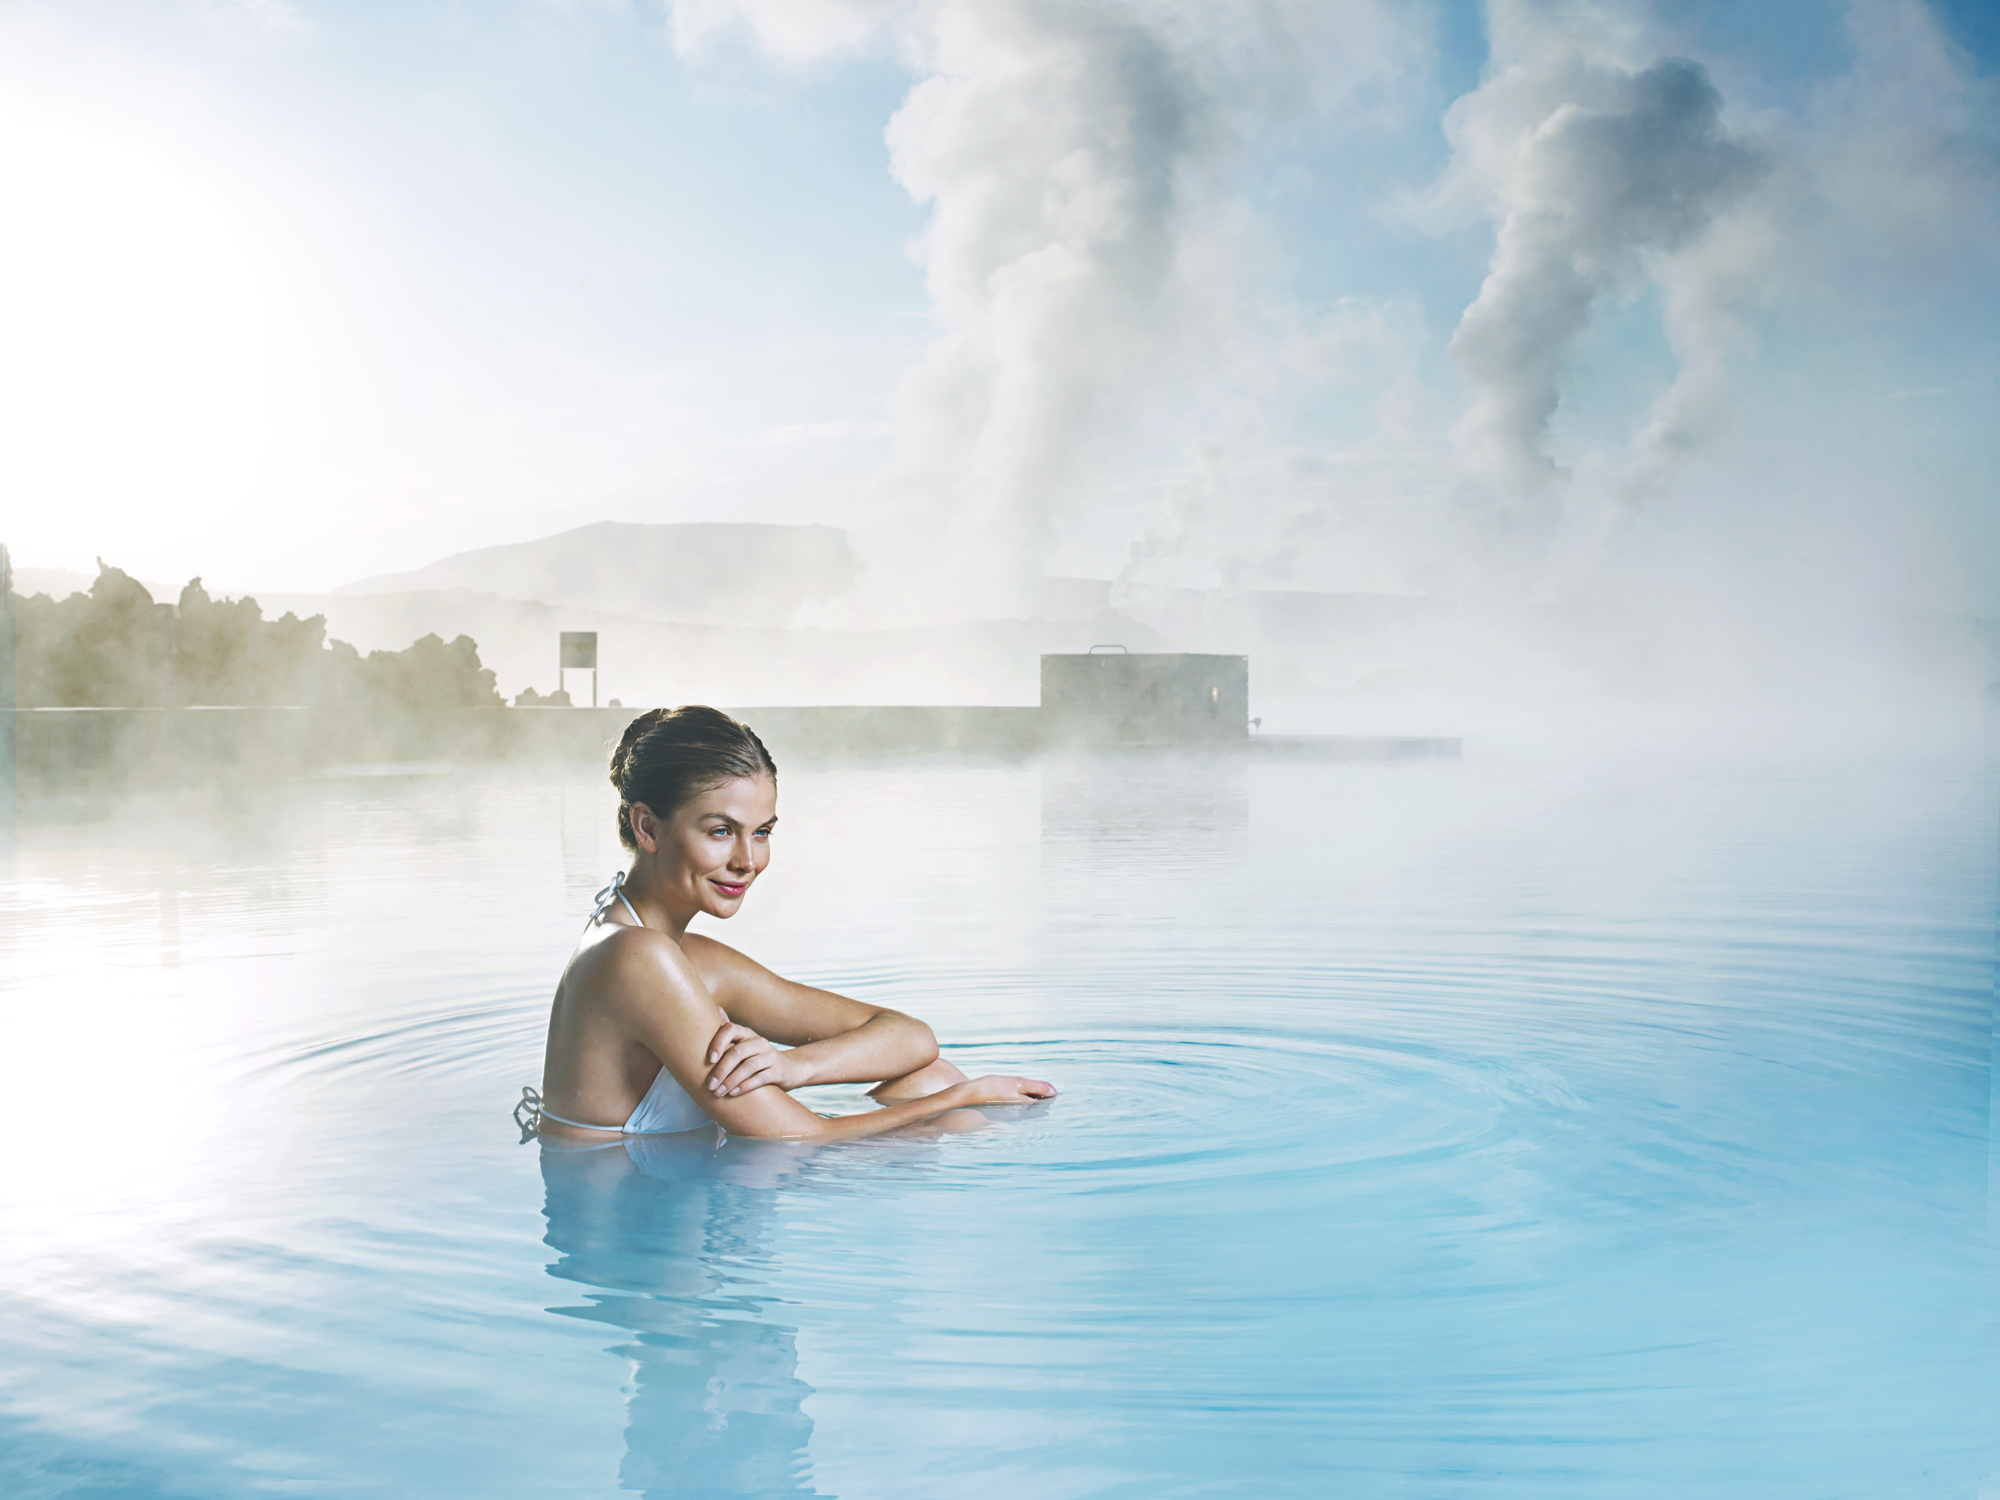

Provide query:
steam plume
left=671, top=0, right=1991, bottom=659
left=677, top=0, right=1420, bottom=622
left=1440, top=10, right=1766, bottom=554
left=864, top=2, right=1209, bottom=621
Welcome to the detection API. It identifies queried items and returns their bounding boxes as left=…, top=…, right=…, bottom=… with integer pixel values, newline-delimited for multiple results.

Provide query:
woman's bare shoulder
left=568, top=925, right=710, bottom=1011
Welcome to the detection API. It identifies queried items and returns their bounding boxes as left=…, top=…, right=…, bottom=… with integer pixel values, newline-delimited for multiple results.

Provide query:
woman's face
left=654, top=774, right=777, bottom=920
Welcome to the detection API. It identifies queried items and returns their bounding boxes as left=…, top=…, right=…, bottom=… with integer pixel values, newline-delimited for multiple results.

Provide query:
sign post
left=559, top=631, right=598, bottom=708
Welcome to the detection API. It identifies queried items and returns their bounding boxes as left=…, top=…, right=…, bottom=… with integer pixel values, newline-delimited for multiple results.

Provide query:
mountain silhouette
left=335, top=521, right=860, bottom=628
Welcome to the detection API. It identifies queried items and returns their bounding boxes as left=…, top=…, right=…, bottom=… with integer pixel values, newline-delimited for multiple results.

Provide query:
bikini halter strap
left=590, top=870, right=647, bottom=930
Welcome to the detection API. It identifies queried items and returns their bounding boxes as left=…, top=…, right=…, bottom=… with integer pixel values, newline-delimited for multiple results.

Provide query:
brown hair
left=609, top=706, right=776, bottom=850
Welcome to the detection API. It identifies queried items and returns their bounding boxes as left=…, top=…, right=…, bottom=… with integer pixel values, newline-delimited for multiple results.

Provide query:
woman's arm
left=604, top=931, right=1052, bottom=1141
left=684, top=935, right=939, bottom=1096
left=701, top=1008, right=936, bottom=1097
left=737, top=1071, right=1055, bottom=1142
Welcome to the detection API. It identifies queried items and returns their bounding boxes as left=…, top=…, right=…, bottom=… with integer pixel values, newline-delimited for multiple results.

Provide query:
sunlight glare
left=0, top=106, right=277, bottom=564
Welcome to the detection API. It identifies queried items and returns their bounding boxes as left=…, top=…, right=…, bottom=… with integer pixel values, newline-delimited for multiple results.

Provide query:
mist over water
left=0, top=752, right=1989, bottom=1495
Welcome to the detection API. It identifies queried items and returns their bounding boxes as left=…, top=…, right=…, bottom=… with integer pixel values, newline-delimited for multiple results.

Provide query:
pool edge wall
left=3, top=705, right=1458, bottom=790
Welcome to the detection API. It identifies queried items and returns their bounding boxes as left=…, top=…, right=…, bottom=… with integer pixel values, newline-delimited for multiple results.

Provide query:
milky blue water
left=0, top=750, right=1991, bottom=1498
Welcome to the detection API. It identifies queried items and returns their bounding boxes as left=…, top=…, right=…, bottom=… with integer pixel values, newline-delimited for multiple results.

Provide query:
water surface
left=0, top=750, right=1990, bottom=1497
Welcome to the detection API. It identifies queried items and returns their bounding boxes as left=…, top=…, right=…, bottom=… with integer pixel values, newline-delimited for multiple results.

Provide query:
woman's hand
left=949, top=1074, right=1058, bottom=1106
left=704, top=1015, right=800, bottom=1097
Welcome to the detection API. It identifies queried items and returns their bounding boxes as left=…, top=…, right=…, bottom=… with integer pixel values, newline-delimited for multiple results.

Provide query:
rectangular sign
left=559, top=631, right=598, bottom=669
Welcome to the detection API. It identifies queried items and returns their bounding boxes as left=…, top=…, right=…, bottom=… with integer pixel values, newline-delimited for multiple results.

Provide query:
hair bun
left=606, top=706, right=776, bottom=851
left=609, top=706, right=672, bottom=791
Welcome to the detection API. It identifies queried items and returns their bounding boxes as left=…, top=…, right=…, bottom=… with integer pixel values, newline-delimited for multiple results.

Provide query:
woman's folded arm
left=701, top=1009, right=937, bottom=1096
left=605, top=928, right=1049, bottom=1141
left=685, top=933, right=940, bottom=1092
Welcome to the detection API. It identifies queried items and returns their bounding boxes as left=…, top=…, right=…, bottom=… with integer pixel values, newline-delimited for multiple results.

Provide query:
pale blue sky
left=0, top=0, right=1992, bottom=619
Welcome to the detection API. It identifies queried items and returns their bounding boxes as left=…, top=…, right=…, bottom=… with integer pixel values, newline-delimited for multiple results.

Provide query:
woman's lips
left=710, top=879, right=748, bottom=898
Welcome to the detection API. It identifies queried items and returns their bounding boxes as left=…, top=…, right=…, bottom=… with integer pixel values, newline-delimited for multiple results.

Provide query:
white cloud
left=668, top=0, right=902, bottom=62
left=1807, top=0, right=2000, bottom=269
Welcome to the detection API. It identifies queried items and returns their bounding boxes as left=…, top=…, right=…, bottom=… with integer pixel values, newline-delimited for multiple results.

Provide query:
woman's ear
left=629, top=802, right=661, bottom=854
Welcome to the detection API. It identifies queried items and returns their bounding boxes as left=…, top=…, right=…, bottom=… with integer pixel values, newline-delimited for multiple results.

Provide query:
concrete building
left=1040, top=649, right=1249, bottom=745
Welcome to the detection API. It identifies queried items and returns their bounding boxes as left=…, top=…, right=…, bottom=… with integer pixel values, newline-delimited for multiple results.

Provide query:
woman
left=522, top=705, right=1056, bottom=1142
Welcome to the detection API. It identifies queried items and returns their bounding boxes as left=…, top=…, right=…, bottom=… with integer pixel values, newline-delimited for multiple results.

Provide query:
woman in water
left=524, top=705, right=1056, bottom=1142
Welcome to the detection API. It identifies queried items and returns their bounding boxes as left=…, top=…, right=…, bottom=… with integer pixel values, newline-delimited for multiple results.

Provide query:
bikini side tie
left=516, top=1083, right=636, bottom=1140
left=514, top=1086, right=545, bottom=1143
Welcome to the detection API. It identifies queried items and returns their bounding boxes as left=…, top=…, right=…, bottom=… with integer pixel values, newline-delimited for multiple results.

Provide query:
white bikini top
left=514, top=872, right=713, bottom=1137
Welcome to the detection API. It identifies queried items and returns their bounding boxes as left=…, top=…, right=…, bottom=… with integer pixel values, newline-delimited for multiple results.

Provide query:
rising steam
left=1440, top=36, right=1767, bottom=548
left=861, top=2, right=1206, bottom=621
left=677, top=0, right=1991, bottom=663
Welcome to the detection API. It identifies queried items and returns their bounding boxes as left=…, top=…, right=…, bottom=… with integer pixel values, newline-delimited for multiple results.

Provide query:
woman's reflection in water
left=539, top=1128, right=820, bottom=1498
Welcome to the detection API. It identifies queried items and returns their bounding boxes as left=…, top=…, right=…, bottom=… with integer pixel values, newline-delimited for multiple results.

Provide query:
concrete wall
left=3, top=702, right=1053, bottom=790
left=4, top=694, right=1453, bottom=791
left=10, top=706, right=455, bottom=791
left=1, top=546, right=15, bottom=800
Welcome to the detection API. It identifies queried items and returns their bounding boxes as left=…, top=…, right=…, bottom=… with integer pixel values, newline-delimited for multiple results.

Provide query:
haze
left=2, top=0, right=1994, bottom=740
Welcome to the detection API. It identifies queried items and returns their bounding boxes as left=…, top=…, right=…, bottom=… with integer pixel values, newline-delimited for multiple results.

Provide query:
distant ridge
left=335, top=521, right=861, bottom=628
